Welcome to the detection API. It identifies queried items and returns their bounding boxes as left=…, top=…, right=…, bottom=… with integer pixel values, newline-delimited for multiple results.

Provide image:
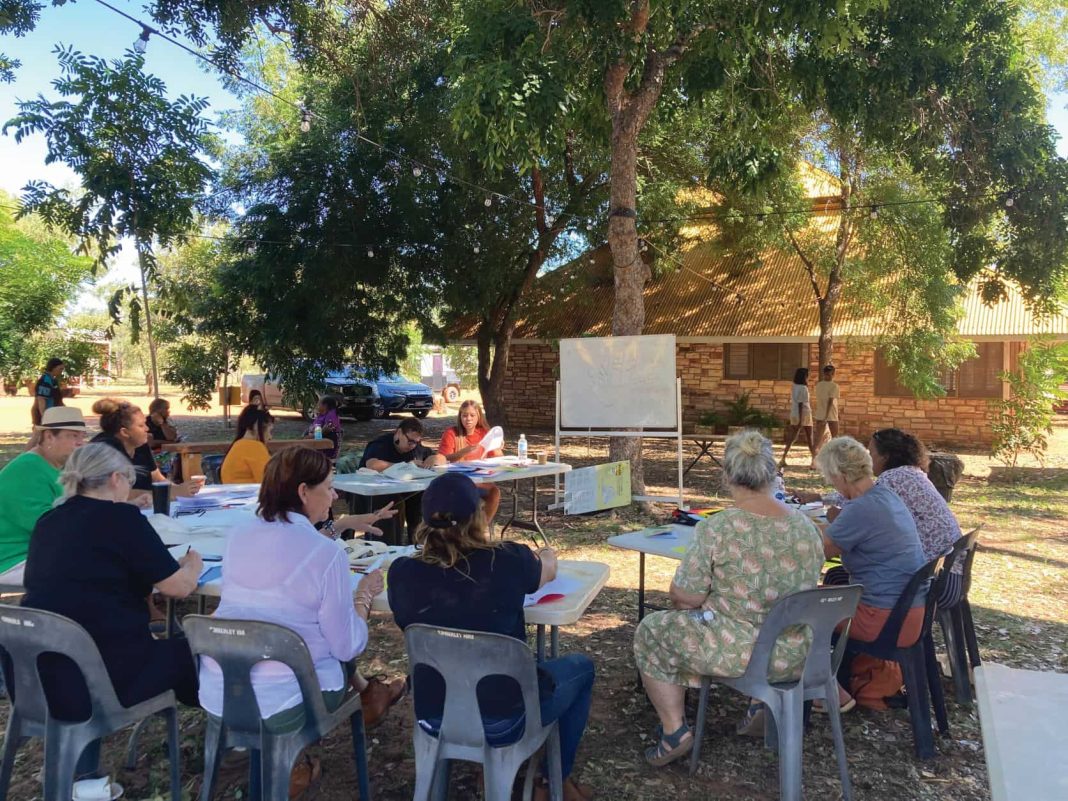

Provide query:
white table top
left=975, top=663, right=1068, bottom=801
left=607, top=524, right=695, bottom=560
left=333, top=460, right=572, bottom=497
left=192, top=557, right=608, bottom=628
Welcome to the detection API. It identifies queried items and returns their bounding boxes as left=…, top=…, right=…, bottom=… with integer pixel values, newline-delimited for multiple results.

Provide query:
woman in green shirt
left=0, top=407, right=87, bottom=583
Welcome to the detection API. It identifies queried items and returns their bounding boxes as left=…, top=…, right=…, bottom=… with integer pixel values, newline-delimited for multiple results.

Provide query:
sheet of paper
left=523, top=574, right=583, bottom=607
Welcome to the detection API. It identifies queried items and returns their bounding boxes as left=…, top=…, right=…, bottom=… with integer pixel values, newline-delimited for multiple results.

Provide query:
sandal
left=288, top=753, right=321, bottom=800
left=644, top=722, right=693, bottom=767
left=735, top=701, right=766, bottom=737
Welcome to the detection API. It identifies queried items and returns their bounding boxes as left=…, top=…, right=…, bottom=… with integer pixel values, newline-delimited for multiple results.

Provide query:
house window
left=874, top=343, right=1004, bottom=398
left=724, top=343, right=810, bottom=380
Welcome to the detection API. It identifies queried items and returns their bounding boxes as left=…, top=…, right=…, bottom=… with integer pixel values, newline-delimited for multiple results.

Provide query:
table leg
left=197, top=595, right=206, bottom=614
left=550, top=626, right=559, bottom=660
left=536, top=625, right=546, bottom=662
left=684, top=441, right=712, bottom=476
left=638, top=552, right=646, bottom=622
left=498, top=478, right=549, bottom=548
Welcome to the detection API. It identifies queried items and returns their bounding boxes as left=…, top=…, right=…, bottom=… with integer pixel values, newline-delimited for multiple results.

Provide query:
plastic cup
left=537, top=452, right=548, bottom=465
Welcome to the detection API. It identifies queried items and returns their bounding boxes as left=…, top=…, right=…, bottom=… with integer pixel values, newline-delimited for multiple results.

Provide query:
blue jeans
left=537, top=654, right=595, bottom=779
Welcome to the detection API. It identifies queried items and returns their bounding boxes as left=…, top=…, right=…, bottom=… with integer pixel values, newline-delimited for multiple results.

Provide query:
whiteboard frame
left=553, top=378, right=685, bottom=509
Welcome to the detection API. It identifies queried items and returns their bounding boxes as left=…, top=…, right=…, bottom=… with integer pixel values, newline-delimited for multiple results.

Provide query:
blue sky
left=2, top=1, right=1067, bottom=297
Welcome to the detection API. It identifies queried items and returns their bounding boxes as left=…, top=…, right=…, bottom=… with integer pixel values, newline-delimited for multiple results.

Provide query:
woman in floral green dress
left=634, top=431, right=824, bottom=766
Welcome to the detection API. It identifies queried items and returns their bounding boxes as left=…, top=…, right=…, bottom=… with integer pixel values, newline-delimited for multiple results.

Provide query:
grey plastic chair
left=689, top=585, right=863, bottom=801
left=934, top=527, right=982, bottom=703
left=403, top=624, right=563, bottom=801
left=183, top=615, right=371, bottom=801
left=0, top=607, right=181, bottom=801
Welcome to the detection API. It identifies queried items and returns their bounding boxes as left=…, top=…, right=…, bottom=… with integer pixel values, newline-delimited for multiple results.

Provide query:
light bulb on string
left=133, top=27, right=151, bottom=54
left=473, top=245, right=480, bottom=254
left=586, top=222, right=593, bottom=231
left=366, top=248, right=374, bottom=258
left=484, top=196, right=493, bottom=208
left=299, top=109, right=312, bottom=133
left=869, top=208, right=879, bottom=219
left=1005, top=196, right=1014, bottom=208
left=412, top=166, right=422, bottom=177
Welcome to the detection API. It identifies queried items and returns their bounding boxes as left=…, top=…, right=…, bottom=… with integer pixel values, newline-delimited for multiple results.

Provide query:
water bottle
left=773, top=471, right=787, bottom=503
left=314, top=424, right=323, bottom=440
left=517, top=434, right=528, bottom=463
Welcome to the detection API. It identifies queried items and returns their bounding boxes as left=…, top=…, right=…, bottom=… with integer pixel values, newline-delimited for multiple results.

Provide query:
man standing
left=813, top=364, right=841, bottom=448
left=358, top=418, right=446, bottom=543
left=32, top=357, right=65, bottom=427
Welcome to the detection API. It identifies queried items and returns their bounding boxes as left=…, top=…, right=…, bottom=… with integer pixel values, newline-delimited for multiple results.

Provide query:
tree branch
left=785, top=227, right=824, bottom=302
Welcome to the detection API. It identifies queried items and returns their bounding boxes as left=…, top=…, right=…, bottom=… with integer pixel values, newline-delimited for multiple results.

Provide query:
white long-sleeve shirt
left=197, top=512, right=367, bottom=718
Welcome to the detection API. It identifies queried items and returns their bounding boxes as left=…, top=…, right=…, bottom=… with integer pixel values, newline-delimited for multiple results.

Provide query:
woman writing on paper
left=437, top=400, right=502, bottom=524
left=389, top=473, right=595, bottom=801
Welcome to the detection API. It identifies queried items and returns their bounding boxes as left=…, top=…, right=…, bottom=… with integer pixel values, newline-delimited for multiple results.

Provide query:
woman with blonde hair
left=815, top=436, right=926, bottom=710
left=633, top=430, right=824, bottom=766
left=437, top=399, right=502, bottom=523
left=19, top=443, right=203, bottom=785
left=388, top=473, right=595, bottom=801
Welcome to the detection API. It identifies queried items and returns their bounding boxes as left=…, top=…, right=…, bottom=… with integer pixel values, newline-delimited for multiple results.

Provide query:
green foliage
left=699, top=392, right=781, bottom=430
left=4, top=46, right=215, bottom=272
left=444, top=345, right=479, bottom=387
left=991, top=339, right=1068, bottom=468
left=162, top=339, right=230, bottom=410
left=0, top=193, right=93, bottom=382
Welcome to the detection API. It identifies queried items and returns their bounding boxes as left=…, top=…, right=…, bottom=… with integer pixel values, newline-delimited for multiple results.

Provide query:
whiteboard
left=559, top=335, right=677, bottom=429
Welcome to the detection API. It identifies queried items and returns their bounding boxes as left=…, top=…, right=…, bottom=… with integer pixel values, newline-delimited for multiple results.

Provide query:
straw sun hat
left=34, top=406, right=88, bottom=431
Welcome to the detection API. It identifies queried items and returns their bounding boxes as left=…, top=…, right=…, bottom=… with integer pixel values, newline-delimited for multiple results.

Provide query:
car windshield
left=378, top=374, right=407, bottom=382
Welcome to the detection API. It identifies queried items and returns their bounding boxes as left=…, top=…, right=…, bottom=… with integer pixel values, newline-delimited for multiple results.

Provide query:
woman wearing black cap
left=388, top=473, right=596, bottom=801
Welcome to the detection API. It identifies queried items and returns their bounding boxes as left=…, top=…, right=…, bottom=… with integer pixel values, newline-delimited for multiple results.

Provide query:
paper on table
left=524, top=574, right=582, bottom=607
left=381, top=463, right=439, bottom=481
left=478, top=426, right=504, bottom=453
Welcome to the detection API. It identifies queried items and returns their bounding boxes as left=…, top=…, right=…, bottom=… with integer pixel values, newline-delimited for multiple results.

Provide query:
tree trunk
left=476, top=325, right=511, bottom=427
left=137, top=246, right=160, bottom=398
left=607, top=128, right=650, bottom=494
left=817, top=297, right=834, bottom=369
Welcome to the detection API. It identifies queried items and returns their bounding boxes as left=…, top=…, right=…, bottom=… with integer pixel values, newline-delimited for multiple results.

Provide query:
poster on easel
left=563, top=461, right=631, bottom=515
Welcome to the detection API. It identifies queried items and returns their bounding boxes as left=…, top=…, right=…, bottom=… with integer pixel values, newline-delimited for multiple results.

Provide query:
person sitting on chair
left=437, top=400, right=502, bottom=525
left=198, top=447, right=405, bottom=776
left=19, top=443, right=204, bottom=786
left=815, top=436, right=927, bottom=711
left=633, top=431, right=824, bottom=766
left=220, top=407, right=274, bottom=484
left=359, top=419, right=446, bottom=542
left=0, top=407, right=87, bottom=585
left=388, top=473, right=595, bottom=801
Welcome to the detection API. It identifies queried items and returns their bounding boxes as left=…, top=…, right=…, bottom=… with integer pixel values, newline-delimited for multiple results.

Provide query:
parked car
left=421, top=368, right=463, bottom=403
left=241, top=369, right=380, bottom=421
left=372, top=373, right=435, bottom=418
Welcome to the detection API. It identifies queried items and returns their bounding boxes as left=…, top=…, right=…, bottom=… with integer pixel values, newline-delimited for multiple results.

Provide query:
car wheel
left=413, top=409, right=430, bottom=419
left=443, top=385, right=460, bottom=403
left=376, top=407, right=391, bottom=419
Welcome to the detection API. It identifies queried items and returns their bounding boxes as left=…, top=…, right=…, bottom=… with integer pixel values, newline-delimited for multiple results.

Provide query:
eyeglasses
left=401, top=430, right=423, bottom=447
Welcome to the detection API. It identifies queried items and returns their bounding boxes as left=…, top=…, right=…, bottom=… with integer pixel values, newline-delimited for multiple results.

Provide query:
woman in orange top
left=221, top=407, right=274, bottom=484
left=437, top=400, right=501, bottom=523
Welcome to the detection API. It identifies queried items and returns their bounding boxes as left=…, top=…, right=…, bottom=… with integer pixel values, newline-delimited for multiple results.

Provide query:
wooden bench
left=161, top=438, right=334, bottom=481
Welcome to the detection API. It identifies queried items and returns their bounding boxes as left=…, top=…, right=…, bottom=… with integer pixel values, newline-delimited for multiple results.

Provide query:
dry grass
left=1, top=383, right=1066, bottom=799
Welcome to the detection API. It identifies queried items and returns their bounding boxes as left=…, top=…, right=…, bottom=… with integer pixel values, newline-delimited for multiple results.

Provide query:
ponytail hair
left=412, top=508, right=495, bottom=570
left=56, top=443, right=135, bottom=506
left=92, top=398, right=141, bottom=436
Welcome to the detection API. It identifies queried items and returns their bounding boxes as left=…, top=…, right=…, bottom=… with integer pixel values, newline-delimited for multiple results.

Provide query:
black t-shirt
left=21, top=495, right=180, bottom=714
left=359, top=431, right=434, bottom=468
left=388, top=542, right=543, bottom=718
left=91, top=432, right=158, bottom=490
left=146, top=417, right=167, bottom=444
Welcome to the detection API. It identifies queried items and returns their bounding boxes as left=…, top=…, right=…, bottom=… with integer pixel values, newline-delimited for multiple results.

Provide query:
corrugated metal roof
left=449, top=213, right=1068, bottom=342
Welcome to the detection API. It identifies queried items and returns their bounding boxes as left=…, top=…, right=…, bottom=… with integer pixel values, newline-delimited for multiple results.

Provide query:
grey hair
left=722, top=430, right=777, bottom=491
left=56, top=443, right=136, bottom=506
left=815, top=436, right=873, bottom=485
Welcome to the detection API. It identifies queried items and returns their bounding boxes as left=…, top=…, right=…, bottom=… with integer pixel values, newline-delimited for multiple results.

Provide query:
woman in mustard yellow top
left=221, top=407, right=273, bottom=483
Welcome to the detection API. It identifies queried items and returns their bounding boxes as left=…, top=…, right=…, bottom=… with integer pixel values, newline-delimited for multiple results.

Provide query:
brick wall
left=502, top=341, right=997, bottom=447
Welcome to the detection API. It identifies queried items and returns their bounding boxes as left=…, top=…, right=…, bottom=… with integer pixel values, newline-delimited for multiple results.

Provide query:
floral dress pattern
left=633, top=509, right=824, bottom=687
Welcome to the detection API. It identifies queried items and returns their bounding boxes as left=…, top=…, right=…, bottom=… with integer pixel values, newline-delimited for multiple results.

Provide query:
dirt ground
left=1, top=381, right=1066, bottom=800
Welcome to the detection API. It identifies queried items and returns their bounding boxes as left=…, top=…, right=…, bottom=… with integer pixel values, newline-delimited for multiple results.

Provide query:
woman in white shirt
left=198, top=448, right=405, bottom=760
left=779, top=367, right=817, bottom=468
